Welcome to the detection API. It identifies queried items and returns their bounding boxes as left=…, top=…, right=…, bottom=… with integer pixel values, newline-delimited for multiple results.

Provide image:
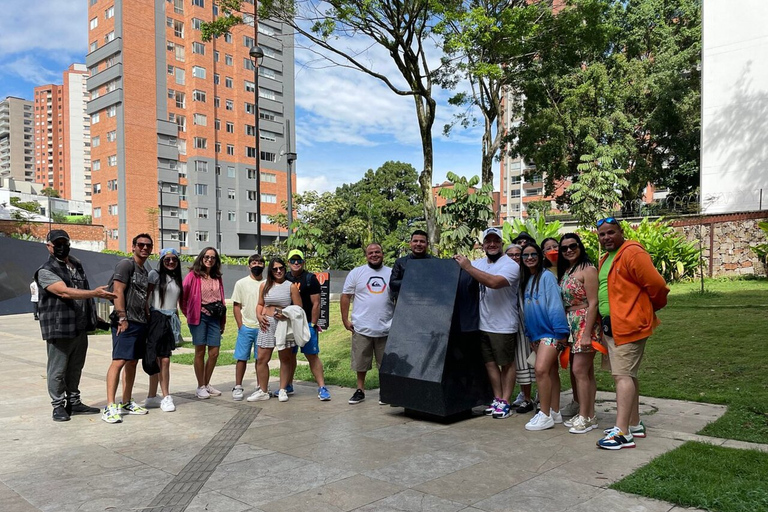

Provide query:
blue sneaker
left=318, top=386, right=331, bottom=401
left=597, top=427, right=636, bottom=450
left=492, top=400, right=511, bottom=419
left=285, top=384, right=295, bottom=395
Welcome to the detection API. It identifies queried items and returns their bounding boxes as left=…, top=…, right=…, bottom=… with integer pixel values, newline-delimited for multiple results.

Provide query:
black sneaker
left=70, top=402, right=100, bottom=414
left=52, top=405, right=71, bottom=422
left=515, top=400, right=534, bottom=413
left=348, top=389, right=365, bottom=404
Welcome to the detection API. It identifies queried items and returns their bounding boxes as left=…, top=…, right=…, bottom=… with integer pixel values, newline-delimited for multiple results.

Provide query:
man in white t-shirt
left=340, top=243, right=394, bottom=405
left=454, top=227, right=520, bottom=419
left=231, top=254, right=265, bottom=400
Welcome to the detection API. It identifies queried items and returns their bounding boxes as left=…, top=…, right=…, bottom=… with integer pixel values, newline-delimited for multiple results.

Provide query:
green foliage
left=9, top=197, right=40, bottom=214
left=524, top=200, right=551, bottom=219
left=100, top=248, right=247, bottom=266
left=501, top=212, right=563, bottom=246
left=568, top=153, right=629, bottom=228
left=40, top=187, right=59, bottom=198
left=749, top=221, right=768, bottom=264
left=436, top=172, right=495, bottom=256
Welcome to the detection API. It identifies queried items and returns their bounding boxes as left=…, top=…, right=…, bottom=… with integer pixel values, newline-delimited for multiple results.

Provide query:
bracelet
left=118, top=317, right=127, bottom=323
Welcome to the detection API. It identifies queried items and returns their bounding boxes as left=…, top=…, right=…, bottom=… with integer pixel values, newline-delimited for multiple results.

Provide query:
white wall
left=66, top=68, right=90, bottom=203
left=701, top=0, right=768, bottom=213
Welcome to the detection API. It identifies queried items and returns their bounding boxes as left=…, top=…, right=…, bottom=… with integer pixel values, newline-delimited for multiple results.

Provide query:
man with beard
left=454, top=228, right=521, bottom=419
left=340, top=243, right=395, bottom=405
left=389, top=229, right=432, bottom=303
left=35, top=229, right=116, bottom=421
left=231, top=254, right=266, bottom=400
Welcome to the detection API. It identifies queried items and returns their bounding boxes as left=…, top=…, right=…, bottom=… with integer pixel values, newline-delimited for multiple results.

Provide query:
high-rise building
left=0, top=97, right=35, bottom=182
left=34, top=64, right=92, bottom=203
left=85, top=0, right=296, bottom=253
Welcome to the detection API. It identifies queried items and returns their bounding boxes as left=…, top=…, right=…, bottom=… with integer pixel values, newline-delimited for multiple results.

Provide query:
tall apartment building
left=85, top=0, right=296, bottom=254
left=0, top=97, right=35, bottom=182
left=33, top=64, right=92, bottom=203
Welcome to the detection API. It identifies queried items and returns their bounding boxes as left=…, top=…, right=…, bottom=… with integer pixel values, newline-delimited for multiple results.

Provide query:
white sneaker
left=160, top=396, right=176, bottom=412
left=563, top=415, right=579, bottom=428
left=196, top=386, right=210, bottom=399
left=526, top=411, right=555, bottom=431
left=246, top=389, right=270, bottom=402
left=550, top=408, right=563, bottom=424
left=206, top=384, right=222, bottom=397
left=278, top=389, right=289, bottom=402
left=144, top=396, right=162, bottom=409
left=569, top=415, right=597, bottom=434
left=232, top=385, right=244, bottom=401
left=511, top=391, right=525, bottom=407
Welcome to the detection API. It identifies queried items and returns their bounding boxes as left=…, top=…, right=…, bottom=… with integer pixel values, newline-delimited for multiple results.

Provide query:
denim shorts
left=234, top=325, right=259, bottom=361
left=292, top=323, right=319, bottom=355
left=189, top=313, right=222, bottom=347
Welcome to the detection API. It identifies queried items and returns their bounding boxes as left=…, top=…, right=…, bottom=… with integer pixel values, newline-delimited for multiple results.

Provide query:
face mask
left=250, top=266, right=264, bottom=277
left=53, top=244, right=70, bottom=260
left=487, top=251, right=502, bottom=262
left=545, top=250, right=558, bottom=265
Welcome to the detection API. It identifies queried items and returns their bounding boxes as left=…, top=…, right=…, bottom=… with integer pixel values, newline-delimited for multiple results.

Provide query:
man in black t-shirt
left=285, top=249, right=331, bottom=401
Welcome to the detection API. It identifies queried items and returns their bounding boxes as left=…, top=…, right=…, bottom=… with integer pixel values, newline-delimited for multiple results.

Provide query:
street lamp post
left=158, top=181, right=164, bottom=247
left=249, top=46, right=264, bottom=254
left=285, top=118, right=296, bottom=229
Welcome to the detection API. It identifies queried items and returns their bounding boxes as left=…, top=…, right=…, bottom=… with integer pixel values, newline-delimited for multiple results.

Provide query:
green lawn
left=612, top=441, right=768, bottom=512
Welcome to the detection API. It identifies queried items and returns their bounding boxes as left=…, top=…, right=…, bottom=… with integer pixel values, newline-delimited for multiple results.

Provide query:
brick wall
left=671, top=211, right=768, bottom=277
left=0, top=220, right=106, bottom=249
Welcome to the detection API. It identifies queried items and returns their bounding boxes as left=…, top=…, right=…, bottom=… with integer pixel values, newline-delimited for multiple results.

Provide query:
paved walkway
left=0, top=313, right=756, bottom=512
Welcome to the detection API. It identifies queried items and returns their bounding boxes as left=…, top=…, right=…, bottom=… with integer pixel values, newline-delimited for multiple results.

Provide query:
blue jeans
left=189, top=313, right=222, bottom=347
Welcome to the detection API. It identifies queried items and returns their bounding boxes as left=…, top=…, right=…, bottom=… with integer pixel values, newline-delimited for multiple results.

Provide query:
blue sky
left=0, top=0, right=487, bottom=194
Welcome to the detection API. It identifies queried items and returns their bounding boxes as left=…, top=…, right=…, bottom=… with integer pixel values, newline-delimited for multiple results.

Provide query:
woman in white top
left=249, top=257, right=301, bottom=403
left=144, top=248, right=183, bottom=412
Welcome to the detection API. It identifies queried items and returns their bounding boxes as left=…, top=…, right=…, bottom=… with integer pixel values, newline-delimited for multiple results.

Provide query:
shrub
left=502, top=212, right=563, bottom=245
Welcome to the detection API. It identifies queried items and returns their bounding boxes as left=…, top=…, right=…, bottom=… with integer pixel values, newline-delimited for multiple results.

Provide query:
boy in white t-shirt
left=340, top=243, right=394, bottom=405
left=231, top=254, right=265, bottom=400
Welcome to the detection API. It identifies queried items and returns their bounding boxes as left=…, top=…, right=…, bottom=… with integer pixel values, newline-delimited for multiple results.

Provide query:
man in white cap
left=454, top=227, right=521, bottom=419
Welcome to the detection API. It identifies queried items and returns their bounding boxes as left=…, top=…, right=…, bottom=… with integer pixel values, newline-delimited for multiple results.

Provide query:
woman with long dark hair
left=181, top=247, right=226, bottom=399
left=248, top=257, right=302, bottom=402
left=144, top=248, right=183, bottom=412
left=557, top=233, right=602, bottom=434
left=520, top=243, right=570, bottom=431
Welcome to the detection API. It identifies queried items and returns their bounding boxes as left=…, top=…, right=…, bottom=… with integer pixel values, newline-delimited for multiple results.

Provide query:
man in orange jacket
left=596, top=218, right=669, bottom=450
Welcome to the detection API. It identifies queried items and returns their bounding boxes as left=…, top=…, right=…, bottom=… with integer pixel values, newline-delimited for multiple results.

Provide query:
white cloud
left=1, top=55, right=61, bottom=86
left=0, top=1, right=85, bottom=59
left=297, top=174, right=335, bottom=194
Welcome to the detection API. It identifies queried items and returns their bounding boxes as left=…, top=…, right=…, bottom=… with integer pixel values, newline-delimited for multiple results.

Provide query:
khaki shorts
left=479, top=331, right=517, bottom=367
left=350, top=332, right=387, bottom=372
left=604, top=334, right=648, bottom=378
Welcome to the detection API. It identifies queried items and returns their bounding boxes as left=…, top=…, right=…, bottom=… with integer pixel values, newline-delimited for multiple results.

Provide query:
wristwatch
left=118, top=317, right=127, bottom=323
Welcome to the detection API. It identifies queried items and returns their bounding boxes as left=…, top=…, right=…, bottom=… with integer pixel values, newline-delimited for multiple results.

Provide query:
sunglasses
left=202, top=255, right=216, bottom=261
left=522, top=253, right=538, bottom=260
left=163, top=257, right=179, bottom=263
left=289, top=259, right=304, bottom=264
left=136, top=242, right=153, bottom=249
left=560, top=242, right=579, bottom=252
left=272, top=266, right=286, bottom=272
left=596, top=217, right=619, bottom=228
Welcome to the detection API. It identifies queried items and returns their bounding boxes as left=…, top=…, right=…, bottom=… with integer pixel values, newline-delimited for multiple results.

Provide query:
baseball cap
left=287, top=249, right=305, bottom=261
left=512, top=231, right=535, bottom=244
left=159, top=248, right=180, bottom=260
left=482, top=227, right=503, bottom=241
left=46, top=229, right=70, bottom=243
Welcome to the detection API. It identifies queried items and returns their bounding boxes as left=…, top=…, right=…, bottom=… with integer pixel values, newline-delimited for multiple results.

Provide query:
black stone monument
left=379, top=258, right=491, bottom=420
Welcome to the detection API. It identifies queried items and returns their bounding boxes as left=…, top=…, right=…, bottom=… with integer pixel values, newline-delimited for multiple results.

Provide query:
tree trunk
left=414, top=93, right=439, bottom=247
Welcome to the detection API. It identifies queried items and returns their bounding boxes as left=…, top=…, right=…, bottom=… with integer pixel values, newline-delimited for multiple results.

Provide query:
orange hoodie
left=599, top=240, right=669, bottom=345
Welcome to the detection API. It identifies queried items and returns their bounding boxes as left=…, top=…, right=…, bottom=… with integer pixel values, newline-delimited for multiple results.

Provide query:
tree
left=568, top=153, right=629, bottom=227
left=10, top=197, right=40, bottom=214
left=525, top=199, right=550, bottom=218
left=436, top=172, right=494, bottom=256
left=40, top=187, right=60, bottom=198
left=436, top=0, right=544, bottom=187
left=203, top=0, right=445, bottom=246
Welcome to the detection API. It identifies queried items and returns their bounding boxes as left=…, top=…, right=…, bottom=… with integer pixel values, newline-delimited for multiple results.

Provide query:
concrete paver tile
left=363, top=451, right=484, bottom=488
left=472, top=474, right=602, bottom=512
left=414, top=462, right=537, bottom=506
left=567, top=489, right=675, bottom=512
left=355, top=489, right=465, bottom=512
left=185, top=490, right=261, bottom=512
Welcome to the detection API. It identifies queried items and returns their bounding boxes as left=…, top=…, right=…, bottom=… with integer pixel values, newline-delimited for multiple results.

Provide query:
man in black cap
left=35, top=229, right=116, bottom=421
left=512, top=231, right=536, bottom=248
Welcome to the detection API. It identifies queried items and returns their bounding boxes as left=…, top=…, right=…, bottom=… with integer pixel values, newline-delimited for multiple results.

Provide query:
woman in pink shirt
left=182, top=247, right=226, bottom=399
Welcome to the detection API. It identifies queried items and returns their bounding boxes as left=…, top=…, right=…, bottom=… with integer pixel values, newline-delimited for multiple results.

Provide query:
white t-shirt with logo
left=471, top=256, right=520, bottom=334
left=231, top=276, right=264, bottom=329
left=342, top=265, right=394, bottom=337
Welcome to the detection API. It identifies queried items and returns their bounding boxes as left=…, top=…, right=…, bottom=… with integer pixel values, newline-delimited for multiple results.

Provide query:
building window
left=93, top=183, right=101, bottom=194
left=93, top=207, right=101, bottom=218
left=261, top=214, right=273, bottom=224
left=92, top=159, right=101, bottom=171
left=260, top=109, right=277, bottom=121
left=228, top=188, right=236, bottom=199
left=226, top=166, right=236, bottom=178
left=107, top=179, right=118, bottom=190
left=225, top=54, right=233, bottom=66
left=108, top=155, right=117, bottom=166
left=259, top=130, right=277, bottom=142
left=193, top=113, right=207, bottom=126
left=244, top=102, right=255, bottom=114
left=213, top=73, right=220, bottom=85
left=195, top=184, right=208, bottom=195
left=108, top=204, right=118, bottom=215
left=175, top=44, right=185, bottom=61
left=227, top=210, right=235, bottom=221
left=173, top=20, right=184, bottom=38
left=225, top=144, right=234, bottom=156
left=192, top=0, right=204, bottom=6
left=245, top=125, right=255, bottom=136
left=226, top=122, right=234, bottom=133
left=225, top=99, right=234, bottom=111
left=259, top=88, right=276, bottom=100
left=107, top=105, right=116, bottom=117
left=215, top=142, right=221, bottom=153
left=259, top=67, right=277, bottom=80
left=105, top=31, right=115, bottom=43
left=510, top=190, right=521, bottom=199
left=194, top=137, right=207, bottom=149
left=224, top=32, right=232, bottom=43
left=246, top=190, right=257, bottom=200
left=195, top=160, right=208, bottom=172
left=89, top=41, right=98, bottom=52
left=91, top=112, right=100, bottom=124
left=260, top=152, right=276, bottom=163
left=214, top=96, right=220, bottom=108
left=243, top=58, right=255, bottom=71
left=195, top=231, right=209, bottom=242
left=106, top=130, right=116, bottom=142
left=90, top=17, right=98, bottom=30
left=175, top=67, right=185, bottom=85
left=245, top=146, right=256, bottom=158
left=191, top=17, right=203, bottom=29
left=173, top=0, right=183, bottom=13
left=192, top=42, right=205, bottom=55
left=247, top=212, right=258, bottom=223
left=259, top=23, right=280, bottom=36
left=243, top=35, right=255, bottom=48
left=196, top=207, right=208, bottom=219
left=247, top=168, right=256, bottom=179
left=193, top=90, right=206, bottom=102
left=92, top=136, right=100, bottom=148
left=192, top=66, right=206, bottom=79
left=175, top=115, right=186, bottom=132
left=261, top=193, right=277, bottom=204
left=261, top=172, right=277, bottom=182
left=244, top=80, right=255, bottom=93
left=224, top=76, right=233, bottom=88
left=174, top=91, right=185, bottom=108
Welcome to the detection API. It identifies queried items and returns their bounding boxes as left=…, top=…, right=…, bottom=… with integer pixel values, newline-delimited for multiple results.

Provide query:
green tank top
left=598, top=250, right=617, bottom=317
